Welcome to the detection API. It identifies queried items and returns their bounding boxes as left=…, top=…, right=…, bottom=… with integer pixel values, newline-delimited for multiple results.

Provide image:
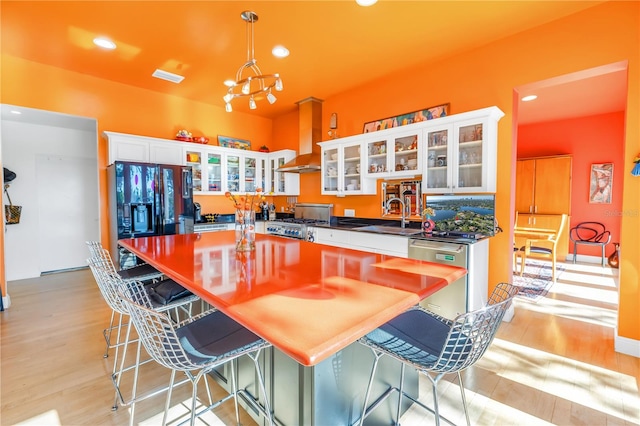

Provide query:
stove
left=266, top=203, right=333, bottom=240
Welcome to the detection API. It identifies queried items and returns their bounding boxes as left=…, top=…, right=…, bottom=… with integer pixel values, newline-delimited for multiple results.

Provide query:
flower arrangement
left=226, top=189, right=265, bottom=251
left=421, top=207, right=436, bottom=234
left=421, top=207, right=436, bottom=219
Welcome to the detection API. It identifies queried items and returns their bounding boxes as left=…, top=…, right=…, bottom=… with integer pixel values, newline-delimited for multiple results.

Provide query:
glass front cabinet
left=423, top=107, right=502, bottom=193
left=364, top=128, right=422, bottom=179
left=268, top=149, right=299, bottom=195
left=319, top=139, right=374, bottom=196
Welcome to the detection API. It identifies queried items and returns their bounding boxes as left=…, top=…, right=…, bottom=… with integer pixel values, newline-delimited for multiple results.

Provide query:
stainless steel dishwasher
left=408, top=238, right=470, bottom=320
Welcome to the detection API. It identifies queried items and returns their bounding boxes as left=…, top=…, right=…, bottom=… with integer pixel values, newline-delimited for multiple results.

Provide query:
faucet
left=386, top=197, right=406, bottom=228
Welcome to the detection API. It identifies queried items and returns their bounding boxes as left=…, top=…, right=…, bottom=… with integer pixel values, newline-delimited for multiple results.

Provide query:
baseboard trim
left=567, top=254, right=609, bottom=266
left=615, top=329, right=640, bottom=358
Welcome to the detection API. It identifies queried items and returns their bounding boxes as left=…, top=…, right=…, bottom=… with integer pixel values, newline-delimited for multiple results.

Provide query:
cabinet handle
left=529, top=206, right=533, bottom=213
left=534, top=205, right=538, bottom=213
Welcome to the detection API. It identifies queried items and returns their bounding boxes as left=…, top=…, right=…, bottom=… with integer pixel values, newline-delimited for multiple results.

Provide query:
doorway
left=1, top=105, right=99, bottom=281
left=512, top=62, right=627, bottom=278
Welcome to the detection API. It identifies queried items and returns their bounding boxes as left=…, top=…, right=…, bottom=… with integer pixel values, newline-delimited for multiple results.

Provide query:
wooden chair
left=517, top=214, right=568, bottom=282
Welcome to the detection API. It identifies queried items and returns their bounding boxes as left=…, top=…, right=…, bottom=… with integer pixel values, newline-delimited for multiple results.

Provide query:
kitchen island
left=119, top=232, right=467, bottom=425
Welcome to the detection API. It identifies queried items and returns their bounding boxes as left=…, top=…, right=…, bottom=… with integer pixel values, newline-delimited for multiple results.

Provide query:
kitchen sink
left=353, top=225, right=423, bottom=236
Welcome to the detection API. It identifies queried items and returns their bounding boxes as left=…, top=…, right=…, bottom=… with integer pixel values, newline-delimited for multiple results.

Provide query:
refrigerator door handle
left=182, top=168, right=192, bottom=198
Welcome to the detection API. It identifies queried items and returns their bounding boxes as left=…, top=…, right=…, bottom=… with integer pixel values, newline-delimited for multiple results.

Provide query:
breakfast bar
left=119, top=232, right=467, bottom=425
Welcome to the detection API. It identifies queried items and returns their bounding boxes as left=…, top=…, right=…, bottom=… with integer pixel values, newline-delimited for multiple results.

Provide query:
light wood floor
left=1, top=261, right=638, bottom=425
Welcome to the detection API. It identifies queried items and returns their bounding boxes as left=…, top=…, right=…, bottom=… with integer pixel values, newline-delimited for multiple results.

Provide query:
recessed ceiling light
left=356, top=0, right=378, bottom=6
left=93, top=37, right=116, bottom=50
left=272, top=45, right=289, bottom=58
left=522, top=95, right=538, bottom=102
left=152, top=69, right=185, bottom=84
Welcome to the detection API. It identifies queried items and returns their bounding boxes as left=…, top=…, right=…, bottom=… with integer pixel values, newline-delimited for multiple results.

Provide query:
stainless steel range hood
left=277, top=97, right=323, bottom=173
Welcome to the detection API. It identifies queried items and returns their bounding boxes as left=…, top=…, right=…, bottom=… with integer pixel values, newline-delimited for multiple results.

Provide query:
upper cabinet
left=364, top=128, right=422, bottom=179
left=319, top=138, right=375, bottom=196
left=422, top=106, right=503, bottom=193
left=268, top=150, right=299, bottom=195
left=105, top=131, right=299, bottom=195
left=515, top=156, right=572, bottom=214
left=318, top=106, right=504, bottom=196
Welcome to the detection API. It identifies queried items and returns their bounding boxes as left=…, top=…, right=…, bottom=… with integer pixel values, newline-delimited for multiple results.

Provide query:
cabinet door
left=515, top=159, right=536, bottom=213
left=243, top=153, right=260, bottom=192
left=226, top=153, right=241, bottom=193
left=321, top=145, right=340, bottom=194
left=423, top=124, right=453, bottom=192
left=534, top=156, right=572, bottom=214
left=206, top=151, right=223, bottom=193
left=389, top=130, right=420, bottom=177
left=365, top=136, right=390, bottom=176
left=108, top=137, right=149, bottom=164
left=150, top=141, right=182, bottom=165
left=454, top=121, right=486, bottom=192
left=269, top=151, right=299, bottom=195
left=185, top=149, right=204, bottom=192
left=342, top=142, right=363, bottom=193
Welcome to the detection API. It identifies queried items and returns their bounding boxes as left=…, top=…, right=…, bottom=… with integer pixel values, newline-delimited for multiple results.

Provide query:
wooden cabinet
left=515, top=156, right=572, bottom=260
left=515, top=156, right=572, bottom=214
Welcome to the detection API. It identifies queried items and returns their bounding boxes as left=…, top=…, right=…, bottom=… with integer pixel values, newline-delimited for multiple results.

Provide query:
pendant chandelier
left=223, top=11, right=283, bottom=112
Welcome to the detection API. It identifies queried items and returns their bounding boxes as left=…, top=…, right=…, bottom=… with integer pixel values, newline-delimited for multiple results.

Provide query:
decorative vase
left=608, top=242, right=620, bottom=269
left=422, top=217, right=436, bottom=234
left=235, top=209, right=256, bottom=251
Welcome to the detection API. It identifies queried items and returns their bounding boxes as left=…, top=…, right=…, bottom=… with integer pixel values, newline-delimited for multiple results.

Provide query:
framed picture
left=217, top=135, right=251, bottom=150
left=589, top=163, right=613, bottom=204
left=363, top=103, right=450, bottom=133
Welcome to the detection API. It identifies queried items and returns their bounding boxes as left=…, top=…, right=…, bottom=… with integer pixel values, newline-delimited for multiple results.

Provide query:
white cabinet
left=105, top=131, right=183, bottom=165
left=149, top=140, right=183, bottom=165
left=105, top=131, right=300, bottom=195
left=319, top=138, right=374, bottom=196
left=423, top=106, right=503, bottom=193
left=268, top=150, right=300, bottom=195
left=185, top=148, right=224, bottom=194
left=105, top=131, right=150, bottom=164
left=364, top=127, right=422, bottom=179
left=313, top=227, right=408, bottom=257
left=317, top=106, right=504, bottom=196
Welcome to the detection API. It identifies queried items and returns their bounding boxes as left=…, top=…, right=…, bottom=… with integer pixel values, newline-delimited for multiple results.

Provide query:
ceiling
left=1, top=1, right=627, bottom=123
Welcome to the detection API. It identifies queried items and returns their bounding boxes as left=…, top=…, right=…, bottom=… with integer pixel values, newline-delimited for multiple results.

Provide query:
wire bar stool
left=117, top=279, right=274, bottom=426
left=87, top=255, right=200, bottom=415
left=358, top=283, right=519, bottom=426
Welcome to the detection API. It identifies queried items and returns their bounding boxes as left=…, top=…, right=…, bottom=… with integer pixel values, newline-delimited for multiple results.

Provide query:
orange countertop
left=119, top=232, right=467, bottom=366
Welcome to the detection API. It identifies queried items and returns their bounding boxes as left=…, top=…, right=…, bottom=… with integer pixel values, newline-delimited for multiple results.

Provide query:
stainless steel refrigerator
left=107, top=161, right=194, bottom=266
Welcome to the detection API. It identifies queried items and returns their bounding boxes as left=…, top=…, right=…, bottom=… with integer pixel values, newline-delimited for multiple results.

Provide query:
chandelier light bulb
left=241, top=79, right=251, bottom=95
left=275, top=76, right=283, bottom=92
left=266, top=92, right=277, bottom=104
left=249, top=97, right=257, bottom=110
left=223, top=93, right=233, bottom=103
left=225, top=103, right=233, bottom=112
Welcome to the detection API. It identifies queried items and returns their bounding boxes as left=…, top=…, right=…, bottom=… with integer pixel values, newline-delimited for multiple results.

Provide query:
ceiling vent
left=152, top=69, right=185, bottom=84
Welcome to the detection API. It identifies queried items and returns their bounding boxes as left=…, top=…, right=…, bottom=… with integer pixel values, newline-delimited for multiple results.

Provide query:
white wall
left=1, top=105, right=99, bottom=281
